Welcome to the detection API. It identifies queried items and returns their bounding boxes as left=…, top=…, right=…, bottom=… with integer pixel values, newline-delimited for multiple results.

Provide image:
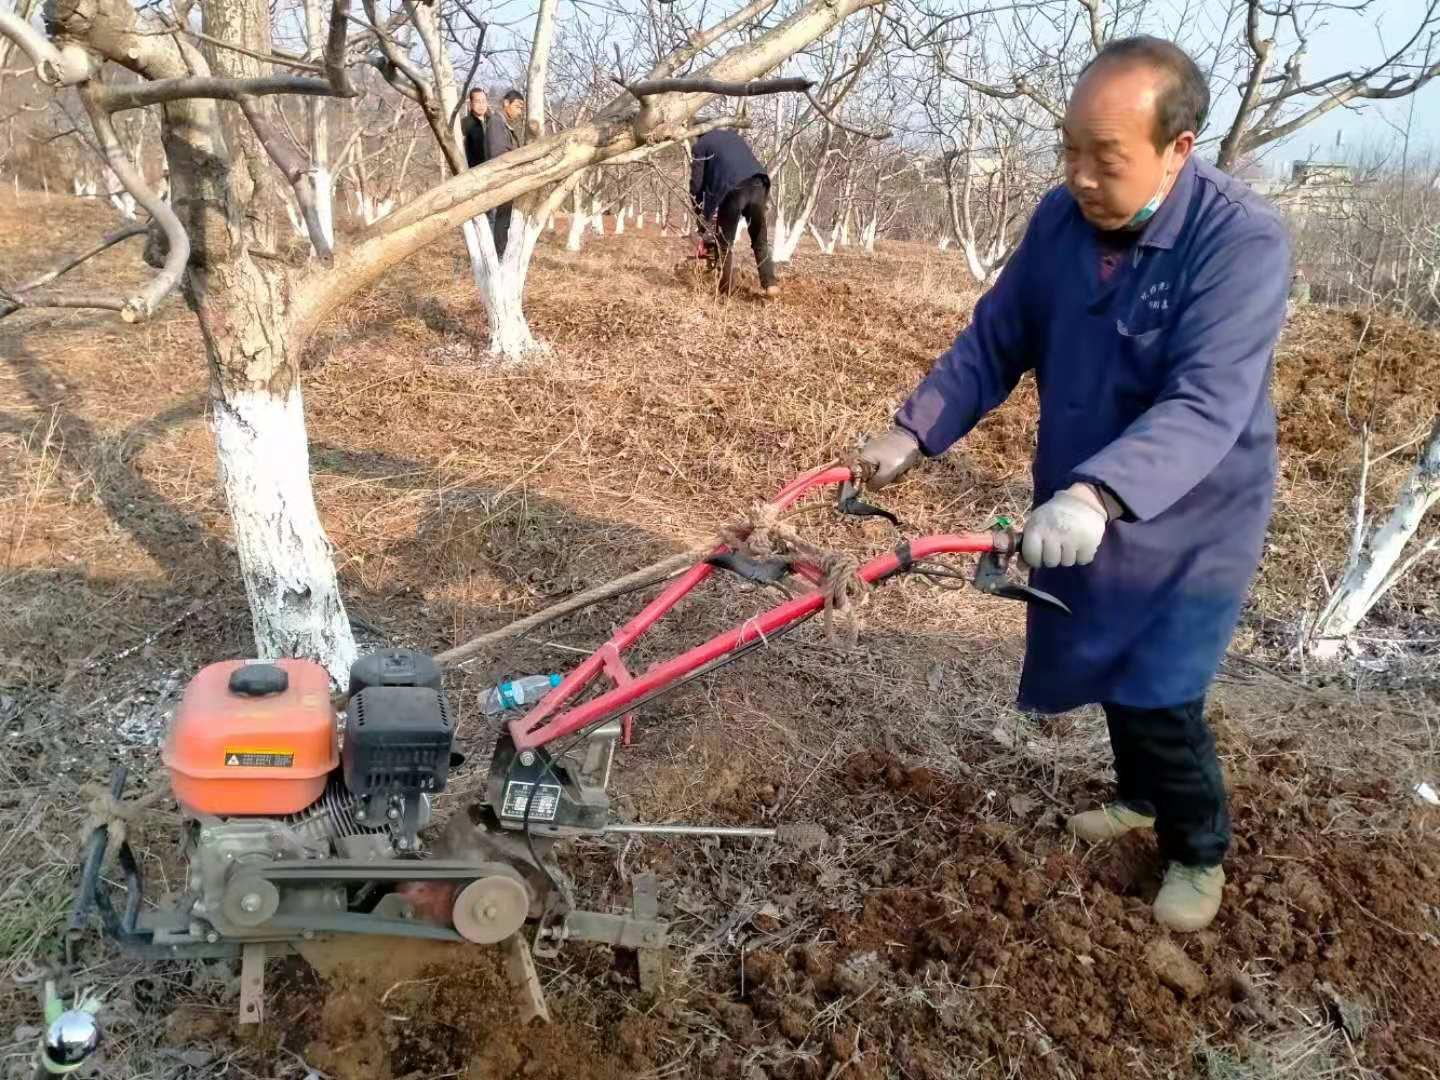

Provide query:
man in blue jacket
left=689, top=128, right=779, bottom=296
left=858, top=37, right=1291, bottom=931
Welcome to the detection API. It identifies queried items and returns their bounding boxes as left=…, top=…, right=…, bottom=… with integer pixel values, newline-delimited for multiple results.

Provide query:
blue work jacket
left=896, top=158, right=1292, bottom=712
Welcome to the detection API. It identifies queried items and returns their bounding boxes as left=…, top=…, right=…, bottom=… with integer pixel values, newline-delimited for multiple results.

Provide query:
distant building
left=1290, top=161, right=1353, bottom=187
left=1252, top=159, right=1357, bottom=221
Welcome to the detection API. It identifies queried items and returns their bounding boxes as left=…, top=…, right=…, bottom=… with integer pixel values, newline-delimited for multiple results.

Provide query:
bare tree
left=0, top=0, right=882, bottom=678
left=1313, top=417, right=1440, bottom=653
left=1217, top=0, right=1440, bottom=171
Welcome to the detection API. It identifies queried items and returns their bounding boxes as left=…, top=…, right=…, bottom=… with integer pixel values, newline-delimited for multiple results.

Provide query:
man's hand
left=856, top=427, right=922, bottom=491
left=1021, top=483, right=1108, bottom=568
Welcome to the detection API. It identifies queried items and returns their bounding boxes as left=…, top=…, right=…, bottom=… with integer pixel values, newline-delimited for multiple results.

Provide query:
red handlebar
left=506, top=466, right=1004, bottom=752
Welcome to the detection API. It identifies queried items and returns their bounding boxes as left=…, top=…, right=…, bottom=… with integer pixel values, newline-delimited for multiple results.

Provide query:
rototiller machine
left=68, top=464, right=1066, bottom=1023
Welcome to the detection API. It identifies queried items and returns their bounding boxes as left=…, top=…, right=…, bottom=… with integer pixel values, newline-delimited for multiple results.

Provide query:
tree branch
left=401, top=0, right=468, bottom=175
left=620, top=75, right=813, bottom=97
left=162, top=22, right=324, bottom=71
left=602, top=114, right=748, bottom=165
left=0, top=8, right=90, bottom=85
left=1243, top=60, right=1440, bottom=157
left=30, top=85, right=190, bottom=323
left=645, top=0, right=780, bottom=81
left=97, top=74, right=349, bottom=113
left=324, top=0, right=355, bottom=96
left=446, top=13, right=488, bottom=128
left=237, top=95, right=333, bottom=258
left=526, top=0, right=559, bottom=138
left=1217, top=0, right=1275, bottom=170
left=364, top=0, right=463, bottom=172
left=0, top=222, right=147, bottom=319
left=804, top=89, right=889, bottom=139
left=1077, top=0, right=1104, bottom=54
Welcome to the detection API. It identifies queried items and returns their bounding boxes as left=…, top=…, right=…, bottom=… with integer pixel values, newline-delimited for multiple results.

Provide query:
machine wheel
left=451, top=865, right=530, bottom=944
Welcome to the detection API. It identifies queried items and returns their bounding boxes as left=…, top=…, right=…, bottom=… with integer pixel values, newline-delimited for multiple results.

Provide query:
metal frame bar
left=507, top=465, right=1000, bottom=751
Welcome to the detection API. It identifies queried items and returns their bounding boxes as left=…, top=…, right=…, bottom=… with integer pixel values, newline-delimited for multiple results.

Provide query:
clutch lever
left=973, top=529, right=1072, bottom=615
left=836, top=476, right=903, bottom=529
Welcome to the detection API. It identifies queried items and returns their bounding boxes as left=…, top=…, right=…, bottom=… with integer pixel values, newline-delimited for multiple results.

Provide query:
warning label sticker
left=223, top=749, right=295, bottom=768
left=501, top=781, right=561, bottom=822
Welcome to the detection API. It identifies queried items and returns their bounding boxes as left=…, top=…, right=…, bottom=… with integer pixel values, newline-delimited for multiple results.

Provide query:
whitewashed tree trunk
left=860, top=215, right=877, bottom=254
left=303, top=0, right=333, bottom=253
left=410, top=0, right=551, bottom=359
left=961, top=238, right=1001, bottom=284
left=808, top=221, right=836, bottom=255
left=213, top=385, right=356, bottom=684
left=105, top=167, right=136, bottom=217
left=615, top=205, right=627, bottom=234
left=938, top=235, right=952, bottom=251
left=775, top=134, right=833, bottom=263
left=589, top=195, right=604, bottom=236
left=1313, top=417, right=1440, bottom=651
left=284, top=198, right=305, bottom=240
left=566, top=208, right=588, bottom=251
left=472, top=206, right=548, bottom=360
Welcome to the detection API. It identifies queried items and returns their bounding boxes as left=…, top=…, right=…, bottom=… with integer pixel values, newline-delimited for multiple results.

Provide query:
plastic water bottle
left=479, top=674, right=561, bottom=716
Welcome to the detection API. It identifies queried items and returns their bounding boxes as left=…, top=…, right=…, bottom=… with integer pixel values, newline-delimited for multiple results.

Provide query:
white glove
left=857, top=426, right=922, bottom=491
left=1021, top=484, right=1108, bottom=568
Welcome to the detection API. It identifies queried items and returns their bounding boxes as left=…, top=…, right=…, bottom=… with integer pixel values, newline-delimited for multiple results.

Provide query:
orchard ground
left=1, top=193, right=1438, bottom=1080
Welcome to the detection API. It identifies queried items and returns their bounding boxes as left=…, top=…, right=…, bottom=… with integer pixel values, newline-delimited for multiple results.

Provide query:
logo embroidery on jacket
left=1140, top=281, right=1171, bottom=311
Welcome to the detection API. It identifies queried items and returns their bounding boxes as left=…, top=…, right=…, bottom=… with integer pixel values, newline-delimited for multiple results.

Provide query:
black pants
left=491, top=202, right=513, bottom=258
left=1104, top=698, right=1230, bottom=867
left=712, top=176, right=776, bottom=290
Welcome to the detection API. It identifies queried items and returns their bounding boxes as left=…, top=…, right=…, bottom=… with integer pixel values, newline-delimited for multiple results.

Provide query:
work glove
left=856, top=426, right=922, bottom=491
left=1021, top=483, right=1108, bottom=568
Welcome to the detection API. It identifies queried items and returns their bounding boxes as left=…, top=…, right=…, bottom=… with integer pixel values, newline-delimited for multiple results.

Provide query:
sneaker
left=1066, top=802, right=1156, bottom=844
left=1154, top=863, right=1225, bottom=932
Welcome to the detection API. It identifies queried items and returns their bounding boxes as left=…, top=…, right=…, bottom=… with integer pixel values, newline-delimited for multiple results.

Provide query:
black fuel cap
left=229, top=663, right=289, bottom=696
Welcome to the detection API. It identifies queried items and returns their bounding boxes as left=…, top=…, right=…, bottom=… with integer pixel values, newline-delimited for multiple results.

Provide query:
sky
left=1198, top=0, right=1440, bottom=173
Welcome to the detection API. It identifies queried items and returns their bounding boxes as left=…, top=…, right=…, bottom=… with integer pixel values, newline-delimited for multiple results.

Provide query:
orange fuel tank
left=163, top=659, right=338, bottom=816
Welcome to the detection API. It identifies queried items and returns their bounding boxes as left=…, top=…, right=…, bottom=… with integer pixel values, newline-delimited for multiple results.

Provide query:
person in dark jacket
left=857, top=38, right=1291, bottom=933
left=689, top=128, right=778, bottom=296
left=486, top=89, right=525, bottom=257
left=461, top=88, right=490, bottom=169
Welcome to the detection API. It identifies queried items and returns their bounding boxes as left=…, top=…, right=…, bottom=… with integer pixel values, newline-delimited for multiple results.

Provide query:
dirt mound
left=1274, top=309, right=1440, bottom=465
left=703, top=747, right=1440, bottom=1080
left=273, top=941, right=637, bottom=1080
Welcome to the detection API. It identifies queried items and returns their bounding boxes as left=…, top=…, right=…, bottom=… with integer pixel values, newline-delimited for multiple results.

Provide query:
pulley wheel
left=452, top=868, right=530, bottom=945
left=222, top=876, right=280, bottom=928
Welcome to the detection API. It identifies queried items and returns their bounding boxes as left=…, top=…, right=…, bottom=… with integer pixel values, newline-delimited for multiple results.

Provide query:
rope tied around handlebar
left=78, top=780, right=163, bottom=861
left=717, top=501, right=870, bottom=648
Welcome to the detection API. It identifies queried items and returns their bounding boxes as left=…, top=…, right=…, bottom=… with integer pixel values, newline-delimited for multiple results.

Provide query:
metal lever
left=972, top=545, right=1072, bottom=615
left=604, top=821, right=826, bottom=848
left=836, top=478, right=902, bottom=529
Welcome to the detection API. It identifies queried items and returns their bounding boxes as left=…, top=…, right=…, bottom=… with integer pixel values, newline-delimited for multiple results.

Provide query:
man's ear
left=1172, top=130, right=1197, bottom=166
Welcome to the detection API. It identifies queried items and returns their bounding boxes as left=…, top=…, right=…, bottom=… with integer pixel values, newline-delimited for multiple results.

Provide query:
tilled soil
left=739, top=748, right=1440, bottom=1080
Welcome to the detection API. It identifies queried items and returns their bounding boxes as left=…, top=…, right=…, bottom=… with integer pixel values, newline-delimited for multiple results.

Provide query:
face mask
left=1125, top=146, right=1175, bottom=229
